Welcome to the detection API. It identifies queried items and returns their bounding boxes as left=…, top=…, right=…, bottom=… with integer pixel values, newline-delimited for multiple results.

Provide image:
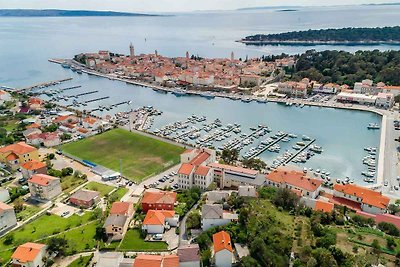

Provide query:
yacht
left=367, top=123, right=380, bottom=130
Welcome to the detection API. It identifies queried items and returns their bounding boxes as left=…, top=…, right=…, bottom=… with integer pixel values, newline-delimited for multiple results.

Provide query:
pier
left=61, top=85, right=82, bottom=91
left=17, top=78, right=73, bottom=92
left=284, top=139, right=316, bottom=164
left=225, top=126, right=269, bottom=151
left=84, top=96, right=109, bottom=103
left=247, top=134, right=288, bottom=159
left=69, top=90, right=98, bottom=98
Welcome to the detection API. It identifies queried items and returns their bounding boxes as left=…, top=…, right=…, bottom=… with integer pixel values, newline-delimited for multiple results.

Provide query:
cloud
left=0, top=0, right=397, bottom=12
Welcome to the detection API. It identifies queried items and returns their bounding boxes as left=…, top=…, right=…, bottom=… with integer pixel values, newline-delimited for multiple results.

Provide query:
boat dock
left=284, top=139, right=316, bottom=164
left=17, top=78, right=73, bottom=92
left=69, top=90, right=98, bottom=98
left=247, top=134, right=288, bottom=159
left=61, top=85, right=82, bottom=91
left=225, top=126, right=269, bottom=151
left=84, top=96, right=109, bottom=103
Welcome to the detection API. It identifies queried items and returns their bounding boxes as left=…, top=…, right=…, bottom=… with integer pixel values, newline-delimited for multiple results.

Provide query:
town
left=0, top=71, right=398, bottom=267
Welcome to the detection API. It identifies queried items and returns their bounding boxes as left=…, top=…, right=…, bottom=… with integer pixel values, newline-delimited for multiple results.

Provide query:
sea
left=1, top=4, right=399, bottom=183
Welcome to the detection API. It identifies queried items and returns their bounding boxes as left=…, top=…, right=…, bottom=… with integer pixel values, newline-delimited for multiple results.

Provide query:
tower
left=155, top=50, right=158, bottom=57
left=186, top=51, right=190, bottom=59
left=231, top=51, right=234, bottom=61
left=129, top=43, right=135, bottom=58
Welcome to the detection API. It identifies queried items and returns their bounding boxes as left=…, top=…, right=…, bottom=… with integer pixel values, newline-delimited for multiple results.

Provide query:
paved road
left=179, top=203, right=199, bottom=247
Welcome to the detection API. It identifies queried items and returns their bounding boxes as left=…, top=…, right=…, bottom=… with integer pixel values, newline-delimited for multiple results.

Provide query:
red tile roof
left=178, top=163, right=194, bottom=176
left=163, top=255, right=179, bottom=267
left=110, top=202, right=131, bottom=216
left=0, top=142, right=36, bottom=155
left=143, top=210, right=175, bottom=225
left=194, top=166, right=210, bottom=176
left=142, top=191, right=177, bottom=206
left=12, top=242, right=45, bottom=263
left=315, top=200, right=334, bottom=213
left=334, top=184, right=390, bottom=209
left=189, top=151, right=210, bottom=166
left=21, top=160, right=46, bottom=171
left=266, top=168, right=322, bottom=192
left=213, top=231, right=233, bottom=253
left=133, top=255, right=162, bottom=267
left=28, top=174, right=59, bottom=186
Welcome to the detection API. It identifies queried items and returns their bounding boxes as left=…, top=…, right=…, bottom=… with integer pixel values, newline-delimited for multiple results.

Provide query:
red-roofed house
left=178, top=148, right=215, bottom=189
left=28, top=174, right=62, bottom=201
left=133, top=254, right=179, bottom=267
left=142, top=210, right=179, bottom=234
left=110, top=202, right=134, bottom=217
left=213, top=231, right=233, bottom=267
left=11, top=242, right=46, bottom=267
left=266, top=167, right=323, bottom=199
left=141, top=190, right=177, bottom=212
left=333, top=184, right=390, bottom=214
left=0, top=142, right=39, bottom=170
left=21, top=160, right=47, bottom=179
left=315, top=200, right=334, bottom=213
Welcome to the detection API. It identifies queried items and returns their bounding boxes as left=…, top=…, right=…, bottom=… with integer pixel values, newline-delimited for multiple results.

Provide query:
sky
left=0, top=0, right=398, bottom=13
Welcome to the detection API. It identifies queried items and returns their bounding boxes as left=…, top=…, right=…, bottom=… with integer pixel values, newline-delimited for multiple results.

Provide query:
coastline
left=238, top=40, right=400, bottom=46
left=48, top=58, right=389, bottom=188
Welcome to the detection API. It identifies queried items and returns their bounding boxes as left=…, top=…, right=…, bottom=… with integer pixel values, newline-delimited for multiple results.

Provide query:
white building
left=28, top=174, right=62, bottom=201
left=375, top=92, right=394, bottom=108
left=142, top=210, right=179, bottom=234
left=336, top=92, right=377, bottom=106
left=238, top=186, right=257, bottom=198
left=11, top=242, right=47, bottom=267
left=178, top=148, right=216, bottom=189
left=201, top=204, right=238, bottom=231
left=0, top=188, right=10, bottom=203
left=313, top=83, right=339, bottom=94
left=0, top=202, right=17, bottom=234
left=0, top=90, right=12, bottom=104
left=213, top=231, right=233, bottom=267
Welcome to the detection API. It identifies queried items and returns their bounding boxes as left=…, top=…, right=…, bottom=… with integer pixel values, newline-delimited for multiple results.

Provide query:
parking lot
left=49, top=203, right=78, bottom=218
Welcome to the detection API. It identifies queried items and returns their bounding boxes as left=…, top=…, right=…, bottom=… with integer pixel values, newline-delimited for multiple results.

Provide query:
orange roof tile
left=334, top=184, right=390, bottom=209
left=142, top=191, right=177, bottom=206
left=134, top=254, right=179, bottom=267
left=315, top=200, right=334, bottom=213
left=12, top=242, right=45, bottom=263
left=0, top=142, right=36, bottom=155
left=163, top=255, right=179, bottom=267
left=194, top=166, right=210, bottom=176
left=213, top=231, right=233, bottom=253
left=83, top=117, right=97, bottom=124
left=143, top=210, right=175, bottom=225
left=26, top=123, right=40, bottom=129
left=21, top=160, right=46, bottom=171
left=6, top=153, right=18, bottom=161
left=28, top=174, right=59, bottom=186
left=178, top=163, right=194, bottom=176
left=110, top=202, right=131, bottom=216
left=189, top=151, right=210, bottom=166
left=266, top=168, right=322, bottom=192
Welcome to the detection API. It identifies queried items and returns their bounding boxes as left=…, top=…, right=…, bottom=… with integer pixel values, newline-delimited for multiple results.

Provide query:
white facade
left=375, top=93, right=394, bottom=108
left=12, top=246, right=46, bottom=267
left=336, top=92, right=377, bottom=105
left=142, top=224, right=164, bottom=234
left=28, top=179, right=62, bottom=201
left=0, top=206, right=17, bottom=234
left=0, top=188, right=10, bottom=203
left=215, top=249, right=232, bottom=267
left=202, top=218, right=232, bottom=231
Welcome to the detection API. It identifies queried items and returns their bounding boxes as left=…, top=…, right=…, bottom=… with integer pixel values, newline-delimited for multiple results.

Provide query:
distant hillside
left=240, top=26, right=400, bottom=45
left=0, top=9, right=158, bottom=17
left=237, top=6, right=300, bottom=11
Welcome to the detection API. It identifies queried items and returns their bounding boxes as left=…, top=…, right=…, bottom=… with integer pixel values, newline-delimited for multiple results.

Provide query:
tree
left=388, top=204, right=400, bottom=215
left=94, top=225, right=107, bottom=242
left=60, top=133, right=72, bottom=141
left=386, top=236, right=396, bottom=250
left=220, top=149, right=239, bottom=165
left=241, top=256, right=261, bottom=267
left=272, top=188, right=300, bottom=210
left=241, top=158, right=267, bottom=171
left=186, top=211, right=201, bottom=230
left=377, top=222, right=400, bottom=236
left=3, top=234, right=14, bottom=245
left=47, top=237, right=67, bottom=255
left=200, top=249, right=212, bottom=267
left=13, top=198, right=24, bottom=213
left=371, top=239, right=381, bottom=254
left=61, top=167, right=74, bottom=177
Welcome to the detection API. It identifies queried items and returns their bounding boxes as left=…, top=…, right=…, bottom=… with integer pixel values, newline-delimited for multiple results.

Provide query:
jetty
left=61, top=85, right=81, bottom=91
left=247, top=134, right=288, bottom=159
left=84, top=96, right=110, bottom=103
left=17, top=78, right=73, bottom=92
left=284, top=139, right=316, bottom=164
left=69, top=90, right=98, bottom=98
left=225, top=126, right=269, bottom=151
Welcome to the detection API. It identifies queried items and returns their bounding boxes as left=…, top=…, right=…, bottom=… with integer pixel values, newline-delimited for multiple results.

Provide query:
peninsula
left=0, top=9, right=158, bottom=17
left=240, top=26, right=400, bottom=45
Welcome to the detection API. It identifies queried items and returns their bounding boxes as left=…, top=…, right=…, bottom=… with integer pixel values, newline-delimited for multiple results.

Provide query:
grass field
left=61, top=175, right=87, bottom=194
left=67, top=254, right=93, bottom=267
left=84, top=181, right=114, bottom=197
left=119, top=229, right=168, bottom=251
left=61, top=129, right=184, bottom=181
left=108, top=187, right=128, bottom=201
left=15, top=204, right=41, bottom=221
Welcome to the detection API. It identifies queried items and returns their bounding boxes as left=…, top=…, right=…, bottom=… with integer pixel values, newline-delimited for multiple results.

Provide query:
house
left=213, top=231, right=233, bottom=267
left=142, top=210, right=178, bottom=234
left=208, top=163, right=265, bottom=189
left=201, top=204, right=238, bottom=231
left=277, top=81, right=308, bottom=97
left=104, top=214, right=129, bottom=241
left=11, top=242, right=47, bottom=267
left=133, top=254, right=179, bottom=267
left=141, top=190, right=177, bottom=212
left=265, top=167, right=323, bottom=199
left=0, top=142, right=39, bottom=170
left=0, top=202, right=17, bottom=234
left=178, top=244, right=201, bottom=267
left=110, top=201, right=134, bottom=217
left=28, top=97, right=44, bottom=110
left=238, top=185, right=257, bottom=198
left=22, top=128, right=42, bottom=139
left=178, top=148, right=216, bottom=189
left=333, top=184, right=390, bottom=214
left=375, top=92, right=394, bottom=108
left=21, top=160, right=47, bottom=179
left=82, top=117, right=100, bottom=130
left=0, top=90, right=12, bottom=104
left=336, top=92, right=377, bottom=106
left=206, top=191, right=231, bottom=204
left=69, top=189, right=100, bottom=208
left=28, top=174, right=62, bottom=201
left=27, top=132, right=61, bottom=147
left=0, top=188, right=10, bottom=203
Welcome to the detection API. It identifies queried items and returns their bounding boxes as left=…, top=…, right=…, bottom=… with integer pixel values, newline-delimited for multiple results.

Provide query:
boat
left=367, top=123, right=380, bottom=130
left=296, top=141, right=306, bottom=146
left=242, top=98, right=252, bottom=103
left=309, top=145, right=323, bottom=153
left=302, top=135, right=312, bottom=141
left=61, top=63, right=70, bottom=69
left=172, top=90, right=188, bottom=97
left=200, top=92, right=215, bottom=99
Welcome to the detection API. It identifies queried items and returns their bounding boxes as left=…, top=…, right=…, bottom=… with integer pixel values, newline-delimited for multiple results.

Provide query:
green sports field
left=61, top=129, right=184, bottom=182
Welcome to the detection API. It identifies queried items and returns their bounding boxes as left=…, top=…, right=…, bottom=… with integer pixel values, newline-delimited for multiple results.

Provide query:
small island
left=240, top=26, right=400, bottom=45
left=0, top=9, right=158, bottom=17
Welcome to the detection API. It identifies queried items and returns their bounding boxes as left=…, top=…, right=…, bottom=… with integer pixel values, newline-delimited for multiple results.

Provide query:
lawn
left=108, top=187, right=128, bottom=201
left=85, top=182, right=114, bottom=197
left=61, top=175, right=87, bottom=194
left=0, top=212, right=97, bottom=263
left=67, top=254, right=93, bottom=267
left=15, top=204, right=42, bottom=221
left=119, top=229, right=168, bottom=251
left=61, top=129, right=184, bottom=182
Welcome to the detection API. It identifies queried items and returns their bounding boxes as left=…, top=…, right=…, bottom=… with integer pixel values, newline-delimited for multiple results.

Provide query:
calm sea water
left=0, top=5, right=396, bottom=183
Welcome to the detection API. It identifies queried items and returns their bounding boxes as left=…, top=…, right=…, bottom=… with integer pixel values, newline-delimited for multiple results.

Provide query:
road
left=179, top=203, right=199, bottom=246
